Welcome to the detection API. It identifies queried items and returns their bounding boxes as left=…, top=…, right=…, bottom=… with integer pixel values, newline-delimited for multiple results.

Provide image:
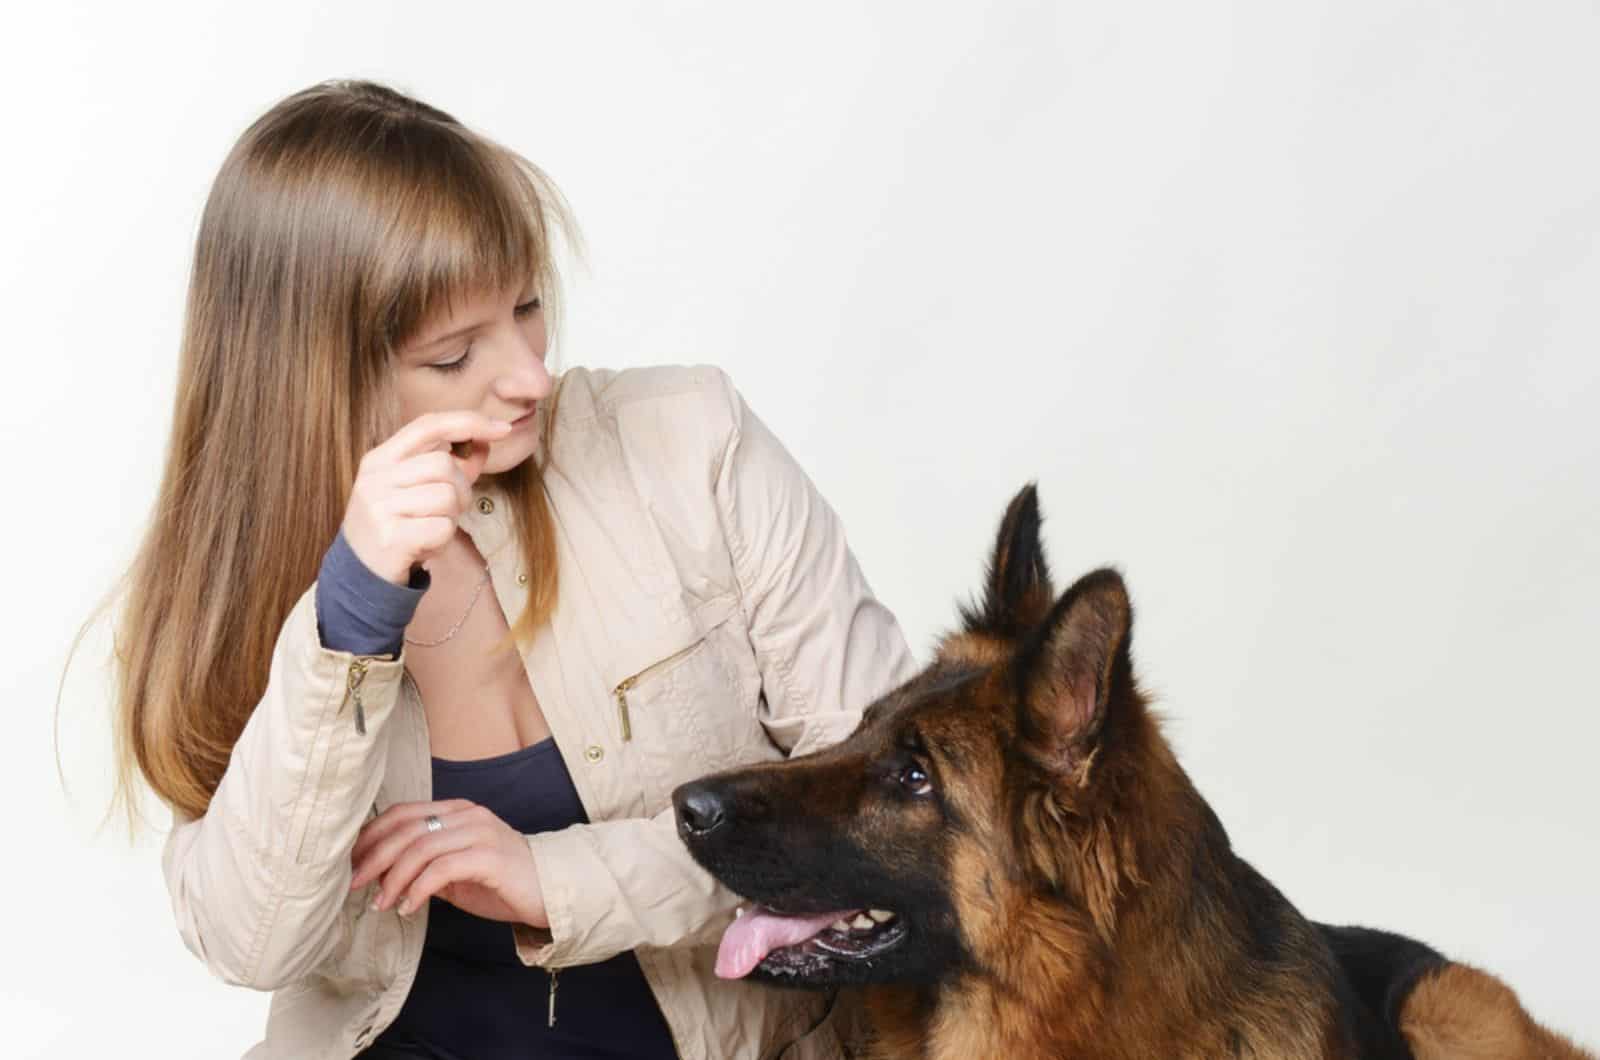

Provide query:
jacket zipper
left=547, top=968, right=560, bottom=1027
left=612, top=640, right=703, bottom=741
left=346, top=658, right=371, bottom=735
left=295, top=659, right=372, bottom=865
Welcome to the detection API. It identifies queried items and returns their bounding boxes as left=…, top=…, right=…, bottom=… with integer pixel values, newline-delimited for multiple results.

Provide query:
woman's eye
left=426, top=298, right=536, bottom=373
left=430, top=346, right=472, bottom=374
left=898, top=764, right=932, bottom=796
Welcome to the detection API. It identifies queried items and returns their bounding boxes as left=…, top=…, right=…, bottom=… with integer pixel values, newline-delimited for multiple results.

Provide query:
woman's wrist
left=315, top=528, right=430, bottom=655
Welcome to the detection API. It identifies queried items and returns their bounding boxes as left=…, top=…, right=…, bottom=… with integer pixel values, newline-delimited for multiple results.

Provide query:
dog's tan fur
left=1401, top=963, right=1591, bottom=1060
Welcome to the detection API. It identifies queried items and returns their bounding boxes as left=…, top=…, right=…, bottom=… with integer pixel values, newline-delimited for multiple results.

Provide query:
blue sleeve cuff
left=314, top=529, right=429, bottom=656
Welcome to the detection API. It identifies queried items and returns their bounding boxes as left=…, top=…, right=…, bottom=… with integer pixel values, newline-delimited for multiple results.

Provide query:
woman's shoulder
left=552, top=362, right=738, bottom=426
left=549, top=363, right=748, bottom=466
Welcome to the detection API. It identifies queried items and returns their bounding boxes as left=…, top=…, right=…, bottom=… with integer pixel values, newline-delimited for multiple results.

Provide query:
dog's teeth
left=831, top=919, right=852, bottom=933
left=851, top=913, right=876, bottom=930
left=868, top=909, right=896, bottom=922
left=735, top=906, right=745, bottom=918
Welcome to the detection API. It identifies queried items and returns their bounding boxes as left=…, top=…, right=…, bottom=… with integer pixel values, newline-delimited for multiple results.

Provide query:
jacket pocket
left=610, top=595, right=781, bottom=806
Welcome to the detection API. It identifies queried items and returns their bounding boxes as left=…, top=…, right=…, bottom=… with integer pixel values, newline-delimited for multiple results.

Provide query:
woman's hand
left=343, top=411, right=514, bottom=585
left=349, top=799, right=548, bottom=927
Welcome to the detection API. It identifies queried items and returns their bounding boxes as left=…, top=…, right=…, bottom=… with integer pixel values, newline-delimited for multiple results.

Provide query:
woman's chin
left=482, top=438, right=538, bottom=477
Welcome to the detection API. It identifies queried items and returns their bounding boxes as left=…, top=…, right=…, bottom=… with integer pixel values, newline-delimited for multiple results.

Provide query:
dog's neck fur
left=863, top=726, right=1350, bottom=1060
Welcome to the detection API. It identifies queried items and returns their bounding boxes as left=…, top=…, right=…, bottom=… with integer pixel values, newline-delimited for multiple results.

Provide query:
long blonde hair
left=102, top=80, right=574, bottom=825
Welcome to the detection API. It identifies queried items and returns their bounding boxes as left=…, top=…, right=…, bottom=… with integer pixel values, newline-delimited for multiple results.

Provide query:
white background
left=8, top=1, right=1597, bottom=1055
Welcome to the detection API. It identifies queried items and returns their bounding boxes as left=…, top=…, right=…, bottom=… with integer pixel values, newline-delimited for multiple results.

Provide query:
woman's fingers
left=396, top=848, right=492, bottom=915
left=347, top=800, right=546, bottom=927
left=382, top=482, right=465, bottom=520
left=386, top=450, right=473, bottom=509
left=350, top=799, right=475, bottom=884
left=352, top=798, right=473, bottom=863
left=453, top=437, right=492, bottom=483
left=371, top=824, right=484, bottom=912
left=376, top=411, right=512, bottom=465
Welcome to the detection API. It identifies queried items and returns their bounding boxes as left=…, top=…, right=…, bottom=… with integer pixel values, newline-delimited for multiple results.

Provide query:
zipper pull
left=547, top=968, right=560, bottom=1027
left=611, top=642, right=706, bottom=743
left=614, top=679, right=635, bottom=741
left=347, top=659, right=370, bottom=736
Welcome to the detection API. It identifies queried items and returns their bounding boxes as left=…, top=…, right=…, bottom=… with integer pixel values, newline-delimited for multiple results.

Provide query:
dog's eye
left=898, top=764, right=933, bottom=796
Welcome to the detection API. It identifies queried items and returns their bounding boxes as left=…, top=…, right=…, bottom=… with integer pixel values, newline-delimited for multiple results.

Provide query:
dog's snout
left=674, top=782, right=730, bottom=837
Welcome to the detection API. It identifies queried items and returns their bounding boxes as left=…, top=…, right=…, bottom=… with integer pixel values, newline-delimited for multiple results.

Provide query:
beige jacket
left=161, top=365, right=916, bottom=1059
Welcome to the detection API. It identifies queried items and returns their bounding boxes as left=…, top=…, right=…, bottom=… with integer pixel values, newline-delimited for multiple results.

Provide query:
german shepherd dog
left=675, top=486, right=1591, bottom=1059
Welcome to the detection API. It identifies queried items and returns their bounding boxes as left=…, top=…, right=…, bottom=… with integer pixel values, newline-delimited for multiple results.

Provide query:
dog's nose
left=674, top=783, right=729, bottom=837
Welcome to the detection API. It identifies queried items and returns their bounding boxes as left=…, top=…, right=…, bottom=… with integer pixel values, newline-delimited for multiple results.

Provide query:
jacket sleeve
left=160, top=585, right=409, bottom=991
left=513, top=370, right=918, bottom=967
left=709, top=373, right=918, bottom=758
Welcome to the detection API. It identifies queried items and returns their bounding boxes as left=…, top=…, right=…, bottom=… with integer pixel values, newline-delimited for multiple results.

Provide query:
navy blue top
left=317, top=532, right=678, bottom=1060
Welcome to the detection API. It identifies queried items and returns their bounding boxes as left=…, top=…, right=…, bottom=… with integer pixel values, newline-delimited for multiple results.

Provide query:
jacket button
left=584, top=745, right=604, bottom=763
left=516, top=572, right=529, bottom=586
left=476, top=497, right=495, bottom=515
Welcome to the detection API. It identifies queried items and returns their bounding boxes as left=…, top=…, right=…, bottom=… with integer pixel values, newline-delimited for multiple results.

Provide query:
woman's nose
left=497, top=334, right=553, bottom=402
left=515, top=353, right=554, bottom=400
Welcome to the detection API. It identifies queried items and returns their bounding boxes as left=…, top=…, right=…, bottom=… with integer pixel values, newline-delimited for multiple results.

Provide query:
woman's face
left=391, top=280, right=552, bottom=475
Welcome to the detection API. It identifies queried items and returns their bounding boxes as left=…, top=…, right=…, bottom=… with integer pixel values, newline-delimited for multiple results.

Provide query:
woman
left=112, top=80, right=915, bottom=1059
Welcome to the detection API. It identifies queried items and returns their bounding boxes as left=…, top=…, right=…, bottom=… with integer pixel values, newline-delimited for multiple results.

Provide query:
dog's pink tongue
left=716, top=907, right=852, bottom=979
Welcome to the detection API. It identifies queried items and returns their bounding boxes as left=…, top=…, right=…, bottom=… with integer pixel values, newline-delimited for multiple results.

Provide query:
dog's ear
left=1017, top=568, right=1132, bottom=776
left=960, top=483, right=1056, bottom=639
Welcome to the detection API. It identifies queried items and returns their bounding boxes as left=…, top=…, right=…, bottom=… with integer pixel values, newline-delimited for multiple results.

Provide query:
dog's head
left=674, top=485, right=1177, bottom=989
